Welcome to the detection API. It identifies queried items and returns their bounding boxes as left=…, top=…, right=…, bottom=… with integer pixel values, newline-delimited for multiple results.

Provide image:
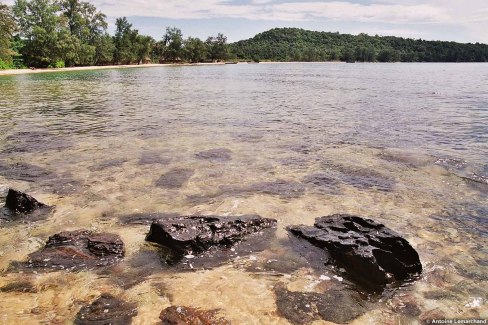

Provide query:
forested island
left=1, top=0, right=488, bottom=70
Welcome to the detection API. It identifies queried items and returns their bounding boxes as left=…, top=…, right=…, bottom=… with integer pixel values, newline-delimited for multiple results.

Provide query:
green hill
left=229, top=28, right=488, bottom=62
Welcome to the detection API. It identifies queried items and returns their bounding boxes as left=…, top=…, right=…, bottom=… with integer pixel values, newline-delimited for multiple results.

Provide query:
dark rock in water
left=5, top=188, right=47, bottom=213
left=160, top=306, right=230, bottom=325
left=195, top=148, right=232, bottom=162
left=117, top=212, right=179, bottom=225
left=288, top=215, right=422, bottom=289
left=146, top=215, right=277, bottom=263
left=0, top=281, right=37, bottom=293
left=16, top=230, right=124, bottom=271
left=74, top=293, right=137, bottom=325
left=0, top=189, right=53, bottom=226
left=274, top=284, right=367, bottom=324
left=155, top=168, right=194, bottom=189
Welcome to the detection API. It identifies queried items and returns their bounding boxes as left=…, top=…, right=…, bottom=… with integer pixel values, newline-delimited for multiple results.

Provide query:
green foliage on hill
left=229, top=28, right=488, bottom=62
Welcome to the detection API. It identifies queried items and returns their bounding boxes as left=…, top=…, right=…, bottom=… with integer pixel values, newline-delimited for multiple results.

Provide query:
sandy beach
left=0, top=62, right=228, bottom=76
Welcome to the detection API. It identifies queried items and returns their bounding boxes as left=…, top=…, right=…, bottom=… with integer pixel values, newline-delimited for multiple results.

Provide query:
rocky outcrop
left=1, top=189, right=53, bottom=226
left=5, top=188, right=48, bottom=213
left=288, top=214, right=422, bottom=288
left=18, top=230, right=124, bottom=271
left=160, top=306, right=230, bottom=325
left=74, top=293, right=137, bottom=325
left=146, top=215, right=277, bottom=263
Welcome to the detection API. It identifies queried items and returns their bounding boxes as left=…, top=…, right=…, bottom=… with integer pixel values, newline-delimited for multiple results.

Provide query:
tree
left=206, top=33, right=228, bottom=61
left=13, top=0, right=70, bottom=67
left=0, top=2, right=18, bottom=67
left=113, top=17, right=137, bottom=64
left=183, top=36, right=206, bottom=63
left=57, top=0, right=108, bottom=65
left=162, top=26, right=183, bottom=62
left=135, top=34, right=154, bottom=63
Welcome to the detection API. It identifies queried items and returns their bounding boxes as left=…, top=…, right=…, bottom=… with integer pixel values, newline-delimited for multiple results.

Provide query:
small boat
left=225, top=62, right=238, bottom=64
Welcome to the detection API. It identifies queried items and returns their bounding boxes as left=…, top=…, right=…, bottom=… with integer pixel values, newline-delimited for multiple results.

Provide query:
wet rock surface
left=146, top=215, right=277, bottom=264
left=195, top=148, right=232, bottom=162
left=13, top=230, right=125, bottom=271
left=0, top=189, right=52, bottom=226
left=289, top=215, right=422, bottom=289
left=274, top=284, right=368, bottom=324
left=74, top=293, right=137, bottom=325
left=160, top=306, right=230, bottom=325
left=155, top=168, right=195, bottom=189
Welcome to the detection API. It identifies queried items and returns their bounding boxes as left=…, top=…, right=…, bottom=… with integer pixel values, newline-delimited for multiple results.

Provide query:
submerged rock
left=155, top=168, right=194, bottom=189
left=160, top=306, right=230, bottom=325
left=288, top=214, right=422, bottom=289
left=0, top=162, right=53, bottom=182
left=195, top=148, right=232, bottom=162
left=146, top=215, right=277, bottom=263
left=74, top=293, right=137, bottom=325
left=275, top=284, right=367, bottom=324
left=15, top=230, right=124, bottom=271
left=88, top=159, right=127, bottom=172
left=138, top=151, right=171, bottom=165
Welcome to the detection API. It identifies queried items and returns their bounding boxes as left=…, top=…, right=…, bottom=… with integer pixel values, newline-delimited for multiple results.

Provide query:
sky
left=5, top=0, right=488, bottom=43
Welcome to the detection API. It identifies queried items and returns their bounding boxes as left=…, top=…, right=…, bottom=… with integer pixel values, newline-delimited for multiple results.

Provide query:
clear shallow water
left=0, top=63, right=487, bottom=324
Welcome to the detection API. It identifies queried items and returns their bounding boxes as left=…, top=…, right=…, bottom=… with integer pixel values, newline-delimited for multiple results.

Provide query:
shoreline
left=0, top=62, right=227, bottom=76
left=1, top=61, right=482, bottom=76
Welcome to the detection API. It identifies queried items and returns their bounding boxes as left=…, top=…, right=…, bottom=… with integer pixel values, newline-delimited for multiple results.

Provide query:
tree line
left=230, top=28, right=488, bottom=63
left=0, top=0, right=230, bottom=69
left=2, top=2, right=488, bottom=70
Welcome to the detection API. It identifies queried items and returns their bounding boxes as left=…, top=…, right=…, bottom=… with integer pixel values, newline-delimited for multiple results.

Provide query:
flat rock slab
left=14, top=230, right=124, bottom=271
left=146, top=215, right=277, bottom=263
left=275, top=285, right=367, bottom=324
left=288, top=214, right=422, bottom=289
left=0, top=189, right=53, bottom=226
left=75, top=293, right=137, bottom=325
left=160, top=306, right=230, bottom=325
left=195, top=148, right=232, bottom=162
left=155, top=168, right=194, bottom=189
